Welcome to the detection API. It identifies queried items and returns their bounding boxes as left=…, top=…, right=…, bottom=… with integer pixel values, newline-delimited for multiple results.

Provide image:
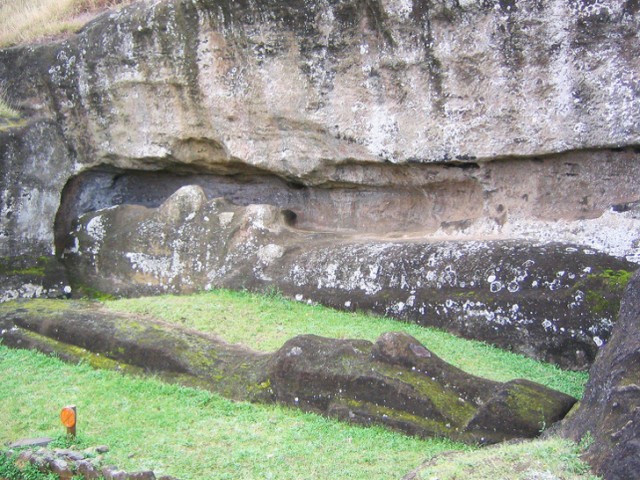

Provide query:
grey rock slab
left=7, top=437, right=53, bottom=448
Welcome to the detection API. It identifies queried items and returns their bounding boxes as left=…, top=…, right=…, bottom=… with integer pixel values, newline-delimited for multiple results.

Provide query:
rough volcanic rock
left=0, top=0, right=639, bottom=374
left=0, top=255, right=70, bottom=303
left=0, top=299, right=269, bottom=400
left=0, top=0, right=639, bottom=275
left=62, top=186, right=636, bottom=369
left=52, top=150, right=640, bottom=258
left=2, top=0, right=638, bottom=176
left=0, top=301, right=576, bottom=444
left=0, top=121, right=75, bottom=258
left=268, top=332, right=576, bottom=443
left=561, top=270, right=640, bottom=480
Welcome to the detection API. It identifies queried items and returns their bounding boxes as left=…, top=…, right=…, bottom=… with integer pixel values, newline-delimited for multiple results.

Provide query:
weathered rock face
left=0, top=0, right=639, bottom=368
left=1, top=0, right=639, bottom=264
left=62, top=185, right=635, bottom=369
left=3, top=0, right=639, bottom=174
left=0, top=121, right=72, bottom=258
left=0, top=255, right=70, bottom=303
left=561, top=270, right=640, bottom=480
left=0, top=301, right=577, bottom=444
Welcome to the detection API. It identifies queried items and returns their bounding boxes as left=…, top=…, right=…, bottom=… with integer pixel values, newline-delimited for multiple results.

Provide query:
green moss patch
left=581, top=269, right=634, bottom=314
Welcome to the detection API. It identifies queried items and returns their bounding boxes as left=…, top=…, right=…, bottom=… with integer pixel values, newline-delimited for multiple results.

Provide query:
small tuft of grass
left=0, top=82, right=19, bottom=120
left=0, top=98, right=18, bottom=119
left=410, top=437, right=600, bottom=479
left=0, top=0, right=134, bottom=48
left=106, top=289, right=588, bottom=398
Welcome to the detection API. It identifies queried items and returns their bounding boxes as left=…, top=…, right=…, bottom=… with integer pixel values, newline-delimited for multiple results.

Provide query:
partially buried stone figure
left=268, top=331, right=577, bottom=444
left=0, top=302, right=577, bottom=445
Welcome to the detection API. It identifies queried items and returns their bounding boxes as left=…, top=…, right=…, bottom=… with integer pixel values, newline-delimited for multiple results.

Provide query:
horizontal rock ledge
left=0, top=299, right=576, bottom=445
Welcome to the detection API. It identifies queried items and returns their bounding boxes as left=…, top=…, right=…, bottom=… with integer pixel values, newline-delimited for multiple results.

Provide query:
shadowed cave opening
left=53, top=147, right=640, bottom=259
left=53, top=165, right=485, bottom=255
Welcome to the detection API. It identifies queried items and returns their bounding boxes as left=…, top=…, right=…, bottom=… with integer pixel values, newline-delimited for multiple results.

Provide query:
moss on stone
left=575, top=268, right=635, bottom=315
left=0, top=117, right=26, bottom=131
left=374, top=363, right=477, bottom=426
left=585, top=290, right=613, bottom=314
left=73, top=284, right=116, bottom=300
left=0, top=298, right=76, bottom=315
left=0, top=255, right=56, bottom=277
left=339, top=397, right=462, bottom=439
left=500, top=381, right=572, bottom=434
left=591, top=269, right=633, bottom=291
left=19, top=329, right=144, bottom=375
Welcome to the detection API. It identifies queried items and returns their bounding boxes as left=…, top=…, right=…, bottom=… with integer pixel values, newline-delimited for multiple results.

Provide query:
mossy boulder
left=268, top=332, right=576, bottom=444
left=561, top=270, right=640, bottom=479
left=0, top=255, right=70, bottom=303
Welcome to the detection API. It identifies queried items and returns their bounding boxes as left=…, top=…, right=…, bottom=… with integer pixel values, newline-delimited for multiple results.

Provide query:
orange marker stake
left=60, top=405, right=77, bottom=439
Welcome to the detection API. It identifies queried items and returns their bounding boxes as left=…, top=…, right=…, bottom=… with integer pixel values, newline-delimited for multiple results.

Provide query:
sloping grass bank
left=106, top=289, right=588, bottom=398
left=0, top=346, right=598, bottom=479
left=0, top=345, right=466, bottom=479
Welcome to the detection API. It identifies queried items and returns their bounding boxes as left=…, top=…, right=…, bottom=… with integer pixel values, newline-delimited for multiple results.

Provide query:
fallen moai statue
left=0, top=300, right=576, bottom=444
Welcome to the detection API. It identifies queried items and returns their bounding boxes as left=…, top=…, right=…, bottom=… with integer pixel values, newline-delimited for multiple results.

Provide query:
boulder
left=560, top=270, right=640, bottom=479
left=0, top=255, right=70, bottom=303
left=268, top=332, right=576, bottom=443
left=0, top=300, right=576, bottom=444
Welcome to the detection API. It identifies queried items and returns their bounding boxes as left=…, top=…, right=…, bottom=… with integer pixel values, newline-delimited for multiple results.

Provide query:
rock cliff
left=0, top=0, right=639, bottom=366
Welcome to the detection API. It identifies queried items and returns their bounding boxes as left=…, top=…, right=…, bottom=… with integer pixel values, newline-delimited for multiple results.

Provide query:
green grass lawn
left=1, top=290, right=597, bottom=479
left=0, top=346, right=598, bottom=480
left=106, top=289, right=588, bottom=398
left=0, top=345, right=467, bottom=479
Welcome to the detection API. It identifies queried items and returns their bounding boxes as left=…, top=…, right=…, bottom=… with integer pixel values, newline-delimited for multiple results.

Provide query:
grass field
left=0, top=344, right=598, bottom=480
left=106, top=289, right=588, bottom=398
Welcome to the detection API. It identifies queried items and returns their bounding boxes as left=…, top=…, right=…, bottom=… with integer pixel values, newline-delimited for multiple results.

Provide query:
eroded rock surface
left=62, top=186, right=635, bottom=369
left=0, top=301, right=576, bottom=444
left=561, top=270, right=640, bottom=480
left=0, top=0, right=639, bottom=269
left=0, top=0, right=638, bottom=371
left=2, top=0, right=638, bottom=175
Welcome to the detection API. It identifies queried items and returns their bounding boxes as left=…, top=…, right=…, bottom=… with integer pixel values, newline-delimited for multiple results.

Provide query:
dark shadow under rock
left=0, top=300, right=575, bottom=444
left=560, top=271, right=640, bottom=480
